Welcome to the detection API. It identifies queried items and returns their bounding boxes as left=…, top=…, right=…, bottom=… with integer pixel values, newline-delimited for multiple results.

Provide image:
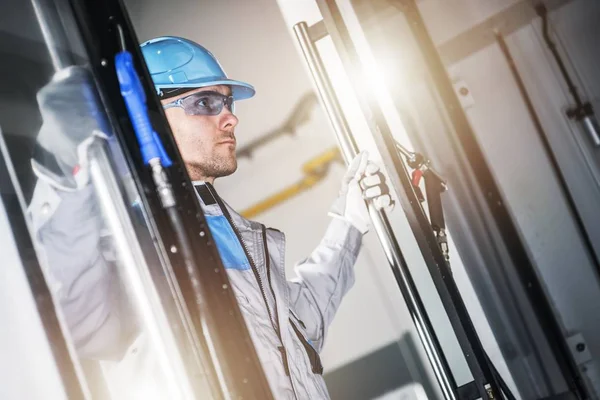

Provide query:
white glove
left=31, top=66, right=113, bottom=191
left=329, top=151, right=395, bottom=234
left=32, top=129, right=111, bottom=192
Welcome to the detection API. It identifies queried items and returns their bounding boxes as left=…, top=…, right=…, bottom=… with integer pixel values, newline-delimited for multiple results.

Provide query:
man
left=29, top=36, right=392, bottom=399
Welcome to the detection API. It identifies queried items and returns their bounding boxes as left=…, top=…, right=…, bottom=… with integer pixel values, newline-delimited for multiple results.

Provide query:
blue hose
left=115, top=50, right=172, bottom=167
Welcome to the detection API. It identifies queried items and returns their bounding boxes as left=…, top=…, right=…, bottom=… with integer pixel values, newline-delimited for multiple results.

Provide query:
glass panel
left=341, top=0, right=600, bottom=398
left=0, top=138, right=76, bottom=399
left=0, top=1, right=202, bottom=398
left=333, top=0, right=543, bottom=396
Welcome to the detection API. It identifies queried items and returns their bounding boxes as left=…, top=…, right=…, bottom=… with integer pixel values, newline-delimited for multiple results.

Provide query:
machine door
left=0, top=0, right=273, bottom=398
left=286, top=0, right=600, bottom=398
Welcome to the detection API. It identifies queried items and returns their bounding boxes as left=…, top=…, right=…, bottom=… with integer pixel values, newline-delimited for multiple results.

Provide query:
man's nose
left=220, top=109, right=239, bottom=131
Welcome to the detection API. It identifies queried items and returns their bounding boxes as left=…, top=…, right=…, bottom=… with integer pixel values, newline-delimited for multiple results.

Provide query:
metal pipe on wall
left=535, top=3, right=600, bottom=148
left=495, top=30, right=600, bottom=287
left=237, top=92, right=318, bottom=159
left=294, top=21, right=459, bottom=400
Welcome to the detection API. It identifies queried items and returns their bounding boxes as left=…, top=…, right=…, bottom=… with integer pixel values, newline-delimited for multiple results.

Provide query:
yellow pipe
left=241, top=147, right=341, bottom=219
left=301, top=147, right=341, bottom=174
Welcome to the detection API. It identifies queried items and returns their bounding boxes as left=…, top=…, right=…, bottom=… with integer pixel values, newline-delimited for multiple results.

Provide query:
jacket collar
left=193, top=181, right=262, bottom=232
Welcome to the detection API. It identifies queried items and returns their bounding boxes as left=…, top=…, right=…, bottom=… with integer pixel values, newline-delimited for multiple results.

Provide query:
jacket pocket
left=289, top=312, right=323, bottom=375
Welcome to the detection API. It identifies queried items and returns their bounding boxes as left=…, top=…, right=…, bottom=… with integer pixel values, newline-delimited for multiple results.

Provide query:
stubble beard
left=188, top=153, right=237, bottom=181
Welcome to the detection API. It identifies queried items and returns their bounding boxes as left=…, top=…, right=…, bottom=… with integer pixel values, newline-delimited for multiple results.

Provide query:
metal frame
left=52, top=0, right=275, bottom=398
left=386, top=1, right=589, bottom=398
left=349, top=0, right=575, bottom=66
left=29, top=0, right=215, bottom=396
left=312, top=0, right=504, bottom=397
left=437, top=0, right=573, bottom=66
left=344, top=0, right=597, bottom=397
left=295, top=19, right=459, bottom=400
left=308, top=0, right=589, bottom=398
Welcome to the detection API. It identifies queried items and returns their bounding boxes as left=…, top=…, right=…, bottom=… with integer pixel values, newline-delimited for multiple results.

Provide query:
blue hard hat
left=140, top=36, right=255, bottom=100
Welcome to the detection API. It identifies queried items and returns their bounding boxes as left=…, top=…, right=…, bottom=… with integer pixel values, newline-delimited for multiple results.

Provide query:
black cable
left=400, top=142, right=543, bottom=400
left=535, top=2, right=600, bottom=131
left=535, top=4, right=584, bottom=109
left=398, top=143, right=520, bottom=400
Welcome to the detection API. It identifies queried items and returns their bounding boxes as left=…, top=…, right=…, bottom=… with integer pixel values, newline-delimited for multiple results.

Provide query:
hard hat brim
left=156, top=78, right=255, bottom=101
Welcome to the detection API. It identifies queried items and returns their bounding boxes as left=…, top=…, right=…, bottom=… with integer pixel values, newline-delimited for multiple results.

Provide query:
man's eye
left=196, top=98, right=209, bottom=108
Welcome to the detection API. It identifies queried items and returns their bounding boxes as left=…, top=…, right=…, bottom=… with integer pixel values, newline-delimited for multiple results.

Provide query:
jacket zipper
left=289, top=318, right=324, bottom=375
left=262, top=225, right=300, bottom=400
left=205, top=184, right=297, bottom=389
left=206, top=184, right=277, bottom=327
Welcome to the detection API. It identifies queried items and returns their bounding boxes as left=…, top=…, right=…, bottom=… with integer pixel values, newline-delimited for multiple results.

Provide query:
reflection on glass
left=0, top=0, right=199, bottom=398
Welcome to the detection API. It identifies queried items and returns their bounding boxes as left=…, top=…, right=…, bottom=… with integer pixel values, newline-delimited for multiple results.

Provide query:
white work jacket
left=28, top=179, right=363, bottom=399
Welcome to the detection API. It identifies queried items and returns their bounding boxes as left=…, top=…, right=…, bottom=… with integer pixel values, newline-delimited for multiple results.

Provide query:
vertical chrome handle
left=293, top=21, right=458, bottom=400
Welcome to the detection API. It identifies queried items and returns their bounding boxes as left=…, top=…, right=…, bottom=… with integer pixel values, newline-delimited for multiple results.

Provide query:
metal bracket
left=308, top=20, right=329, bottom=42
left=566, top=333, right=593, bottom=366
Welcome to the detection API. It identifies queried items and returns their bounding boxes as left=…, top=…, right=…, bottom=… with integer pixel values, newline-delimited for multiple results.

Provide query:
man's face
left=161, top=85, right=239, bottom=182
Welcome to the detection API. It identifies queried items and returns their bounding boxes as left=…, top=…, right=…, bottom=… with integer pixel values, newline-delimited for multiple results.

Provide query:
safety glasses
left=163, top=91, right=235, bottom=116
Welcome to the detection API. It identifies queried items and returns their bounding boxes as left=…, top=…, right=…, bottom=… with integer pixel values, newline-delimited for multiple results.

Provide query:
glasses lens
left=180, top=92, right=234, bottom=116
left=225, top=96, right=234, bottom=113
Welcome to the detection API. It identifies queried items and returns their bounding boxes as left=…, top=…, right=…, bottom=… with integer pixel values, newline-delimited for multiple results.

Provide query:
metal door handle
left=293, top=21, right=458, bottom=400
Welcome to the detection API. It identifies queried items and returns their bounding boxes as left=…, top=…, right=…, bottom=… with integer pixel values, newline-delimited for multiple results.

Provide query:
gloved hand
left=329, top=151, right=394, bottom=234
left=31, top=66, right=113, bottom=191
